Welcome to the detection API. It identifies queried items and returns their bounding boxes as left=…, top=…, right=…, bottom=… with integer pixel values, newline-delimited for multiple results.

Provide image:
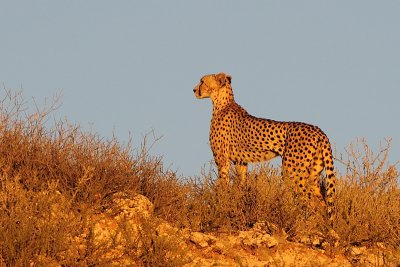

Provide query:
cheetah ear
left=215, top=73, right=232, bottom=86
left=226, top=74, right=232, bottom=84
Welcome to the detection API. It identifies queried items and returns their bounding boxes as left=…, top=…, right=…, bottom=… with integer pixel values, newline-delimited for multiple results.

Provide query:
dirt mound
left=66, top=193, right=397, bottom=266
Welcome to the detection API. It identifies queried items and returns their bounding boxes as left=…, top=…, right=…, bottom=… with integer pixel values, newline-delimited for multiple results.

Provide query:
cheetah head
left=193, top=73, right=232, bottom=99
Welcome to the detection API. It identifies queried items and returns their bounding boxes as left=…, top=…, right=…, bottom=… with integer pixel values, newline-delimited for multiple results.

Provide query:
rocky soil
left=42, top=193, right=400, bottom=266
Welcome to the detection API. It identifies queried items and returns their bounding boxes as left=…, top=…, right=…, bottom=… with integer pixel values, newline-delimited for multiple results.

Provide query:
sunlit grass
left=0, top=90, right=398, bottom=265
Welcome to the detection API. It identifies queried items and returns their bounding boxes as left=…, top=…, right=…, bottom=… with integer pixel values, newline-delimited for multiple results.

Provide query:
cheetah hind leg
left=287, top=168, right=324, bottom=216
left=307, top=158, right=330, bottom=217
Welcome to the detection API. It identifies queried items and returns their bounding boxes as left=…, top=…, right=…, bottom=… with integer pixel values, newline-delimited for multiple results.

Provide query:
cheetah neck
left=211, top=86, right=235, bottom=114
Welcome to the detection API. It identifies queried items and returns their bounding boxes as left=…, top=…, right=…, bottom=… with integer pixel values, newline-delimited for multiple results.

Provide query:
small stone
left=190, top=232, right=215, bottom=248
left=263, top=235, right=278, bottom=248
left=328, top=229, right=340, bottom=240
left=156, top=222, right=178, bottom=237
left=299, top=236, right=311, bottom=245
left=212, top=241, right=226, bottom=253
left=239, top=230, right=277, bottom=248
left=349, top=246, right=366, bottom=256
left=312, top=237, right=322, bottom=246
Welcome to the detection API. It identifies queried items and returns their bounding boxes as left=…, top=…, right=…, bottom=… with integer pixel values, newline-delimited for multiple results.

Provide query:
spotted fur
left=193, top=72, right=336, bottom=219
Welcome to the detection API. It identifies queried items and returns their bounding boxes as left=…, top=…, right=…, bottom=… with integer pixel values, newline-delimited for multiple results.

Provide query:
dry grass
left=334, top=139, right=400, bottom=247
left=0, top=90, right=180, bottom=265
left=0, top=90, right=399, bottom=265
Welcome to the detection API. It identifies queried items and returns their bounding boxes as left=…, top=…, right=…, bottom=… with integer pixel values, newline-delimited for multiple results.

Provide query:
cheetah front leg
left=235, top=163, right=248, bottom=186
left=215, top=158, right=230, bottom=187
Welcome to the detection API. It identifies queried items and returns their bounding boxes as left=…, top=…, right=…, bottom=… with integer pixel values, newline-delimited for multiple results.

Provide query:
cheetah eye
left=201, top=81, right=209, bottom=89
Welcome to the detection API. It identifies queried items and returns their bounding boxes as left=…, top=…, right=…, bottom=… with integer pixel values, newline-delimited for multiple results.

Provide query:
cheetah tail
left=322, top=139, right=336, bottom=221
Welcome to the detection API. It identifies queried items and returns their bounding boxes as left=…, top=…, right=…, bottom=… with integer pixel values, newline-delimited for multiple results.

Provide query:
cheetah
left=193, top=72, right=336, bottom=219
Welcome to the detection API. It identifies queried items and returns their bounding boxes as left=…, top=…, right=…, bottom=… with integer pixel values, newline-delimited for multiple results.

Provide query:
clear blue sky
left=1, top=1, right=399, bottom=177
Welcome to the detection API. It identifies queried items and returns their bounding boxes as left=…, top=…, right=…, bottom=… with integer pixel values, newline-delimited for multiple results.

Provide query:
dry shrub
left=334, top=139, right=400, bottom=247
left=0, top=90, right=142, bottom=210
left=134, top=218, right=190, bottom=267
left=181, top=140, right=399, bottom=248
left=183, top=164, right=327, bottom=239
left=0, top=90, right=187, bottom=210
left=0, top=90, right=186, bottom=265
left=134, top=140, right=189, bottom=223
left=0, top=176, right=80, bottom=266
